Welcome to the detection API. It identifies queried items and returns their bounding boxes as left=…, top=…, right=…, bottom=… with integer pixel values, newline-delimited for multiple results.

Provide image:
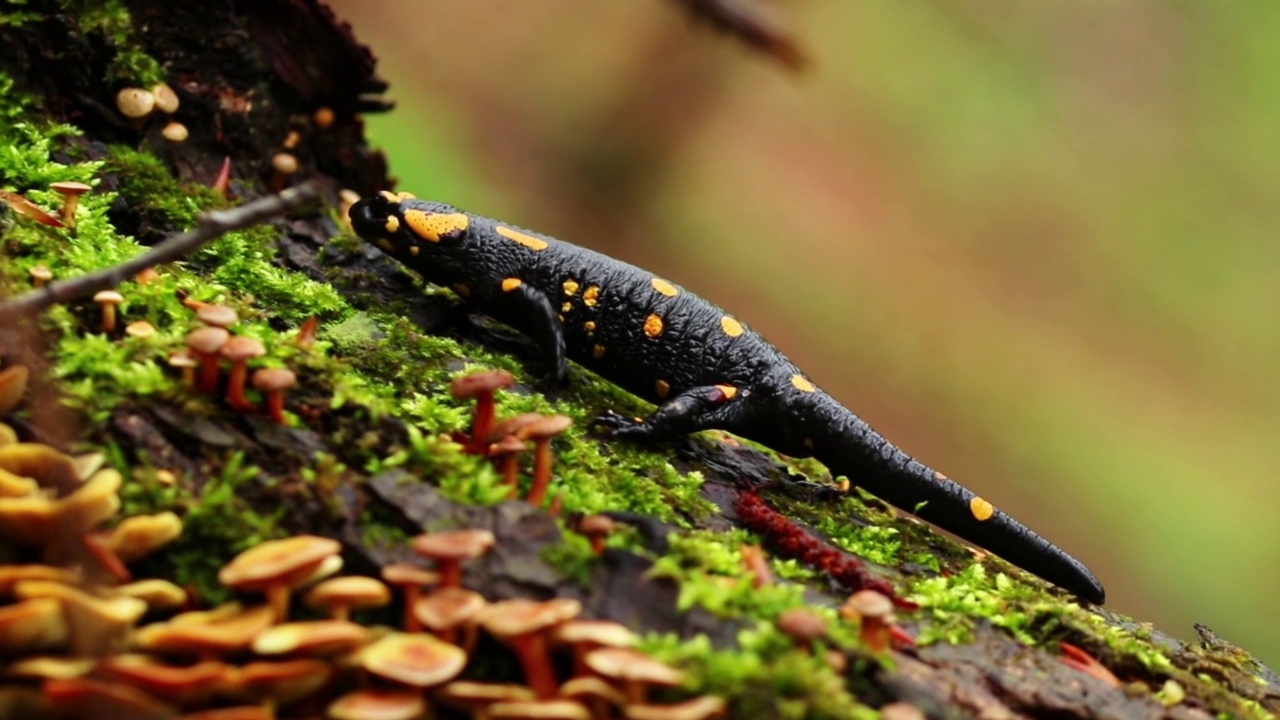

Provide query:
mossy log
left=1, top=2, right=1278, bottom=719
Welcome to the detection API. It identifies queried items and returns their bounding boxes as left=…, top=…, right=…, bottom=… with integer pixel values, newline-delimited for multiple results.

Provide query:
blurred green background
left=327, top=1, right=1280, bottom=665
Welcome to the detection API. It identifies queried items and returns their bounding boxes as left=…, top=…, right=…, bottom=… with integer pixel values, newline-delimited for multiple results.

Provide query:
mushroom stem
left=403, top=587, right=423, bottom=633
left=264, top=389, right=286, bottom=423
left=198, top=356, right=220, bottom=393
left=511, top=634, right=557, bottom=699
left=527, top=439, right=553, bottom=506
left=100, top=304, right=117, bottom=333
left=226, top=360, right=254, bottom=411
left=437, top=561, right=461, bottom=590
left=501, top=453, right=519, bottom=497
left=470, top=395, right=496, bottom=453
left=266, top=583, right=290, bottom=624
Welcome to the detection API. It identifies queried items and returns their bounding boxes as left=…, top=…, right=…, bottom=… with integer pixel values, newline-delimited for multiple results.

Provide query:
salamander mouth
left=348, top=196, right=395, bottom=240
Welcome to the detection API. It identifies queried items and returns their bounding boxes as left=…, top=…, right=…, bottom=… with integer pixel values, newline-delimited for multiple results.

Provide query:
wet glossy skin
left=349, top=192, right=1106, bottom=604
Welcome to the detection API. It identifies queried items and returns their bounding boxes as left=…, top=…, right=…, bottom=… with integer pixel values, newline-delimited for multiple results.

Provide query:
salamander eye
left=348, top=195, right=400, bottom=241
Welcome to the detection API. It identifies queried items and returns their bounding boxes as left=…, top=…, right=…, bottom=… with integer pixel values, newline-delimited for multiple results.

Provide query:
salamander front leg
left=594, top=385, right=738, bottom=441
left=490, top=281, right=568, bottom=387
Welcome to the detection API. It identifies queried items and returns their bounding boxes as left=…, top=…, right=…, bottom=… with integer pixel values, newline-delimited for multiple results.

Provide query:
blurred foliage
left=333, top=0, right=1280, bottom=666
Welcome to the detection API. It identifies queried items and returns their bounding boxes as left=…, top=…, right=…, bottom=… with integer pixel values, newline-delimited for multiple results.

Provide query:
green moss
left=73, top=0, right=165, bottom=86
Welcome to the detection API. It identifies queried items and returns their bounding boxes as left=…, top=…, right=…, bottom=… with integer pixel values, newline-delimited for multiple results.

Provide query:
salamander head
left=348, top=192, right=471, bottom=259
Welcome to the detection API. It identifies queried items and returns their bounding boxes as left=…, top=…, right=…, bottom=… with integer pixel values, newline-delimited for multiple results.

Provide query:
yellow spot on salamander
left=561, top=302, right=572, bottom=313
left=376, top=239, right=393, bottom=253
left=452, top=283, right=471, bottom=298
left=650, top=278, right=679, bottom=297
left=643, top=314, right=664, bottom=338
left=791, top=375, right=816, bottom=393
left=496, top=225, right=549, bottom=251
left=715, top=384, right=738, bottom=400
left=563, top=279, right=580, bottom=296
left=384, top=215, right=400, bottom=233
left=583, top=321, right=596, bottom=332
left=501, top=278, right=522, bottom=292
left=655, top=379, right=670, bottom=398
left=396, top=191, right=417, bottom=200
left=583, top=286, right=600, bottom=307
left=969, top=496, right=995, bottom=522
left=592, top=344, right=605, bottom=359
left=403, top=209, right=469, bottom=242
left=720, top=316, right=744, bottom=337
left=378, top=191, right=399, bottom=203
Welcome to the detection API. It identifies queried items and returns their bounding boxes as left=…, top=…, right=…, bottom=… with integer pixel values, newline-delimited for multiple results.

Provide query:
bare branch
left=0, top=183, right=320, bottom=324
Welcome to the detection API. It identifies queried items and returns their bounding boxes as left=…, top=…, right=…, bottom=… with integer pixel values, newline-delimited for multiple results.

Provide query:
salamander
left=348, top=191, right=1106, bottom=604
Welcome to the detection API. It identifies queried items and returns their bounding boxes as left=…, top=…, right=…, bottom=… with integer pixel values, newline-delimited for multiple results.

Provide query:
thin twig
left=0, top=182, right=320, bottom=324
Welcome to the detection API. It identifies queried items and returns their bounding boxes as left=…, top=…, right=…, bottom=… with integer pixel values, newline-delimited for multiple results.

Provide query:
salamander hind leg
left=593, top=384, right=740, bottom=442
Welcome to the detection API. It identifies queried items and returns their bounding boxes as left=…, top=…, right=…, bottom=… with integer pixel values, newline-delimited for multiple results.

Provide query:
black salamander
left=349, top=191, right=1106, bottom=604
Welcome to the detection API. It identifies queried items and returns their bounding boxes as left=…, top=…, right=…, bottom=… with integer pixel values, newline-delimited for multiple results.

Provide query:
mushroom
left=328, top=689, right=425, bottom=720
left=776, top=607, right=828, bottom=653
left=295, top=315, right=319, bottom=349
left=151, top=83, right=179, bottom=114
left=550, top=619, right=636, bottom=679
left=487, top=412, right=548, bottom=444
left=878, top=703, right=927, bottom=720
left=124, top=320, right=155, bottom=339
left=411, top=528, right=496, bottom=588
left=43, top=676, right=176, bottom=720
left=251, top=367, right=297, bottom=424
left=28, top=265, right=51, bottom=288
left=0, top=364, right=29, bottom=416
left=49, top=181, right=92, bottom=230
left=451, top=370, right=515, bottom=453
left=252, top=619, right=368, bottom=657
left=583, top=647, right=684, bottom=705
left=92, top=289, right=124, bottom=333
left=105, top=511, right=183, bottom=563
left=185, top=326, right=229, bottom=393
left=217, top=534, right=341, bottom=622
left=0, top=564, right=79, bottom=595
left=195, top=304, right=238, bottom=329
left=92, top=655, right=228, bottom=708
left=178, top=706, right=273, bottom=720
left=516, top=414, right=572, bottom=506
left=304, top=575, right=391, bottom=622
left=111, top=578, right=188, bottom=610
left=559, top=677, right=626, bottom=719
left=134, top=267, right=160, bottom=284
left=228, top=659, right=332, bottom=708
left=576, top=514, right=615, bottom=555
left=219, top=335, right=266, bottom=412
left=624, top=695, right=727, bottom=720
left=412, top=586, right=486, bottom=646
left=135, top=604, right=275, bottom=660
left=313, top=106, right=335, bottom=129
left=841, top=590, right=894, bottom=653
left=115, top=87, right=155, bottom=122
left=380, top=563, right=440, bottom=632
left=15, top=579, right=146, bottom=657
left=161, top=121, right=188, bottom=144
left=0, top=597, right=67, bottom=655
left=270, top=152, right=298, bottom=192
left=356, top=632, right=467, bottom=689
left=168, top=352, right=199, bottom=390
left=437, top=681, right=536, bottom=719
left=489, top=434, right=529, bottom=497
left=480, top=597, right=582, bottom=699
left=6, top=655, right=93, bottom=681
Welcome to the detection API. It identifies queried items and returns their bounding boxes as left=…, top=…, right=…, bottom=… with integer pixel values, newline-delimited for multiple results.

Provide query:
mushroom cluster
left=114, top=83, right=184, bottom=143
left=449, top=370, right=573, bottom=509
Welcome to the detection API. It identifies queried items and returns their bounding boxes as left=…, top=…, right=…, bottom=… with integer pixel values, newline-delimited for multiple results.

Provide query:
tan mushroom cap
left=0, top=467, right=121, bottom=546
left=413, top=586, right=486, bottom=632
left=195, top=304, right=238, bottom=328
left=490, top=435, right=530, bottom=454
left=380, top=562, right=440, bottom=588
left=219, top=335, right=265, bottom=362
left=412, top=528, right=497, bottom=563
left=0, top=442, right=79, bottom=494
left=776, top=607, right=828, bottom=644
left=583, top=648, right=684, bottom=687
left=489, top=699, right=592, bottom=720
left=124, top=320, right=156, bottom=338
left=108, top=511, right=183, bottom=563
left=558, top=676, right=625, bottom=707
left=878, top=703, right=927, bottom=720
left=28, top=264, right=52, bottom=281
left=6, top=655, right=94, bottom=680
left=186, top=326, right=230, bottom=354
left=487, top=412, right=548, bottom=443
left=272, top=153, right=298, bottom=175
left=15, top=579, right=146, bottom=657
left=152, top=83, right=180, bottom=114
left=228, top=659, right=332, bottom=707
left=450, top=369, right=515, bottom=398
left=112, top=579, right=188, bottom=609
left=0, top=564, right=79, bottom=595
left=49, top=181, right=92, bottom=197
left=843, top=589, right=893, bottom=620
left=161, top=121, right=189, bottom=142
left=218, top=535, right=341, bottom=591
left=135, top=604, right=274, bottom=656
left=357, top=632, right=467, bottom=688
left=516, top=414, right=572, bottom=441
left=93, top=655, right=229, bottom=706
left=251, top=619, right=369, bottom=656
left=438, top=681, right=536, bottom=709
left=0, top=365, right=27, bottom=417
left=251, top=367, right=296, bottom=392
left=328, top=689, right=424, bottom=720
left=44, top=676, right=176, bottom=720
left=115, top=87, right=156, bottom=118
left=168, top=353, right=199, bottom=369
left=0, top=468, right=36, bottom=498
left=552, top=619, right=636, bottom=649
left=480, top=597, right=582, bottom=639
left=0, top=597, right=67, bottom=654
left=624, top=695, right=728, bottom=720
left=304, top=576, right=391, bottom=616
left=92, top=289, right=123, bottom=305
